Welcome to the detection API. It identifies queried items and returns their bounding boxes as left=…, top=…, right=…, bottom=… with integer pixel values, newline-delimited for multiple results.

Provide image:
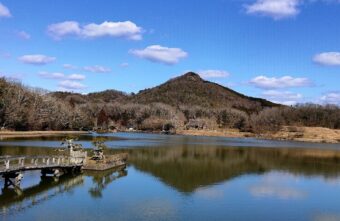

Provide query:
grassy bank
left=0, top=131, right=89, bottom=139
left=0, top=127, right=339, bottom=144
left=176, top=126, right=340, bottom=144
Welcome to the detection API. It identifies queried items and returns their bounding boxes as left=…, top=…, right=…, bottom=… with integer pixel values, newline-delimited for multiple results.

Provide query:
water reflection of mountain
left=127, top=146, right=340, bottom=193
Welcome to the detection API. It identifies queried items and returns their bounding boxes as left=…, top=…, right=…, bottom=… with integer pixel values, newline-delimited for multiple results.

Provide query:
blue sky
left=0, top=0, right=340, bottom=105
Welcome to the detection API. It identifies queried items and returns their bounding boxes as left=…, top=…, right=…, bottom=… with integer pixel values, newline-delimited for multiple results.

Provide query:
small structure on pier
left=83, top=137, right=128, bottom=171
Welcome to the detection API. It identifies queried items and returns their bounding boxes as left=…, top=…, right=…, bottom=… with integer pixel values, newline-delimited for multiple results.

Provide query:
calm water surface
left=1, top=132, right=340, bottom=221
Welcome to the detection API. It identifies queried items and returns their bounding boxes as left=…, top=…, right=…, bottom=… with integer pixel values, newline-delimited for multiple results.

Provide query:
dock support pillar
left=2, top=172, right=24, bottom=188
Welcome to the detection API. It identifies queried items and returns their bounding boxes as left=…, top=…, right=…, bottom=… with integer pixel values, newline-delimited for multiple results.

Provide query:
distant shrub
left=250, top=108, right=284, bottom=134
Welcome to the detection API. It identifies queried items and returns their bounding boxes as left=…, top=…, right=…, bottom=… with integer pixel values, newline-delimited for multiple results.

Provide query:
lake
left=1, top=132, right=340, bottom=221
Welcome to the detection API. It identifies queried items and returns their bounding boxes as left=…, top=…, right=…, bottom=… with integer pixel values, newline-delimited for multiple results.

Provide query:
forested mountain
left=1, top=72, right=339, bottom=132
left=131, top=72, right=278, bottom=113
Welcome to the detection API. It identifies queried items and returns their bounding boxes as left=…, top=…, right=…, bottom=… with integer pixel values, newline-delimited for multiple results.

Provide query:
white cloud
left=250, top=75, right=311, bottom=89
left=0, top=3, right=11, bottom=18
left=39, top=71, right=65, bottom=79
left=63, top=64, right=78, bottom=70
left=68, top=73, right=85, bottom=80
left=82, top=21, right=142, bottom=40
left=58, top=80, right=86, bottom=91
left=39, top=71, right=85, bottom=81
left=249, top=172, right=307, bottom=199
left=245, top=0, right=300, bottom=20
left=83, top=65, right=111, bottom=73
left=47, top=21, right=81, bottom=40
left=313, top=52, right=340, bottom=66
left=130, top=45, right=188, bottom=65
left=262, top=90, right=303, bottom=105
left=17, top=31, right=31, bottom=40
left=47, top=20, right=142, bottom=40
left=198, top=70, right=230, bottom=78
left=320, top=92, right=340, bottom=105
left=18, top=54, right=56, bottom=65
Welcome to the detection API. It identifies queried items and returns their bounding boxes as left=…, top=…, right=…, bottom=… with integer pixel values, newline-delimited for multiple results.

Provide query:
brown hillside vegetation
left=1, top=72, right=340, bottom=142
left=131, top=72, right=278, bottom=113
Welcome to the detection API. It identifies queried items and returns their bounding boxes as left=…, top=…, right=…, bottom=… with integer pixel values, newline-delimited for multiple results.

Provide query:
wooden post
left=3, top=172, right=24, bottom=188
left=14, top=173, right=23, bottom=187
left=19, top=158, right=25, bottom=167
left=5, top=160, right=9, bottom=170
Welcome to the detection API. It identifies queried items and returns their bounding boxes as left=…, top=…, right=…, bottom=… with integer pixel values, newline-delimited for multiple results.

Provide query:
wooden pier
left=0, top=155, right=85, bottom=188
left=1, top=153, right=128, bottom=188
left=1, top=138, right=129, bottom=189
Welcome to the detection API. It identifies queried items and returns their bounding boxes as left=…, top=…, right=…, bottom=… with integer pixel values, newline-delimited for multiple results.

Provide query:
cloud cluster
left=58, top=80, right=86, bottom=91
left=39, top=72, right=65, bottom=79
left=18, top=54, right=56, bottom=65
left=262, top=90, right=303, bottom=105
left=249, top=172, right=307, bottom=199
left=250, top=75, right=311, bottom=89
left=0, top=3, right=11, bottom=18
left=47, top=21, right=142, bottom=40
left=313, top=52, right=340, bottom=66
left=320, top=92, right=340, bottom=105
left=130, top=45, right=188, bottom=65
left=39, top=71, right=86, bottom=91
left=63, top=64, right=78, bottom=70
left=245, top=0, right=300, bottom=20
left=83, top=65, right=111, bottom=73
left=39, top=71, right=86, bottom=80
left=198, top=70, right=230, bottom=79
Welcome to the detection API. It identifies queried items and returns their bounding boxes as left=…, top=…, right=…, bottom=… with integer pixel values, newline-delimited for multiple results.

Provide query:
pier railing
left=0, top=155, right=84, bottom=174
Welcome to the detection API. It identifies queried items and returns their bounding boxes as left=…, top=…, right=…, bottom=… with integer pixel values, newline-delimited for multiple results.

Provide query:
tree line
left=1, top=78, right=339, bottom=133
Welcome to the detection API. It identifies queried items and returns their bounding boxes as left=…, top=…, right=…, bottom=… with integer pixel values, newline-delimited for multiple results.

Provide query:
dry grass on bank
left=269, top=126, right=340, bottom=144
left=176, top=129, right=252, bottom=139
left=0, top=131, right=89, bottom=139
left=177, top=126, right=340, bottom=144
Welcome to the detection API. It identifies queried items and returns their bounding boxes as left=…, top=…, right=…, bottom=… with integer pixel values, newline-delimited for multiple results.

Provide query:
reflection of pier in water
left=0, top=174, right=84, bottom=216
left=0, top=166, right=127, bottom=216
left=127, top=146, right=340, bottom=193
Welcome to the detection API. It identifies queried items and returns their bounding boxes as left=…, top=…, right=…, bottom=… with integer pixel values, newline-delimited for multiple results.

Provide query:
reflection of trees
left=127, top=146, right=340, bottom=193
left=85, top=167, right=127, bottom=198
left=0, top=174, right=84, bottom=216
left=0, top=145, right=58, bottom=157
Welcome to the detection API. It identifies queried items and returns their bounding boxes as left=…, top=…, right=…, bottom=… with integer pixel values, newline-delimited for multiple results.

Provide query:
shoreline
left=0, top=131, right=90, bottom=139
left=176, top=127, right=340, bottom=144
left=0, top=127, right=339, bottom=144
